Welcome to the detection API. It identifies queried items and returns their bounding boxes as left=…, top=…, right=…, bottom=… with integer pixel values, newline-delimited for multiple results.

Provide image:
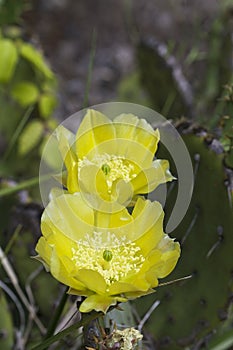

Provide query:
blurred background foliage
left=0, top=0, right=233, bottom=349
left=0, top=0, right=57, bottom=180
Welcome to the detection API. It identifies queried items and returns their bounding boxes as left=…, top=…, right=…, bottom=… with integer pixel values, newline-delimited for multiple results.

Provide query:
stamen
left=71, top=231, right=145, bottom=285
left=78, top=154, right=136, bottom=192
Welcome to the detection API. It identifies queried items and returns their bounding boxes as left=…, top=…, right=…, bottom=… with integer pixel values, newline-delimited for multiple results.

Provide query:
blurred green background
left=0, top=0, right=233, bottom=349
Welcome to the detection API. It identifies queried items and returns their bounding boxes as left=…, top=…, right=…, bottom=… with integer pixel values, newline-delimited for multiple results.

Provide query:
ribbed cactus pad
left=134, top=131, right=233, bottom=349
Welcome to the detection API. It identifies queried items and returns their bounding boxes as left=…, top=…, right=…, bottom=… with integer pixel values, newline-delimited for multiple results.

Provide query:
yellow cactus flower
left=35, top=192, right=180, bottom=313
left=56, top=109, right=174, bottom=210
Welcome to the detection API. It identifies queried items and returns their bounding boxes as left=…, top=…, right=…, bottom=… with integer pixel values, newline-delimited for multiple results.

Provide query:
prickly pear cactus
left=137, top=39, right=194, bottom=118
left=134, top=127, right=233, bottom=349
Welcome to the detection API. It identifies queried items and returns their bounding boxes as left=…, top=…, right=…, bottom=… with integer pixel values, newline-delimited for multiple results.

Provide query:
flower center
left=71, top=231, right=145, bottom=286
left=78, top=154, right=136, bottom=192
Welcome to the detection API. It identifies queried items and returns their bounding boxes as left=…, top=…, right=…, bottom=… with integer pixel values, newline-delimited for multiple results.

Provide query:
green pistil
left=101, top=163, right=111, bottom=175
left=103, top=249, right=113, bottom=262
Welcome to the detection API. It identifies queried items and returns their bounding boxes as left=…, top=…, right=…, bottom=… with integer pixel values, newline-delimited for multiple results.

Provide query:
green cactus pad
left=134, top=131, right=233, bottom=349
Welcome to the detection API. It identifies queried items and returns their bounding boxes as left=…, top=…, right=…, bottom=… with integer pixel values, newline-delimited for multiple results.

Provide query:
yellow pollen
left=71, top=232, right=145, bottom=286
left=78, top=154, right=136, bottom=192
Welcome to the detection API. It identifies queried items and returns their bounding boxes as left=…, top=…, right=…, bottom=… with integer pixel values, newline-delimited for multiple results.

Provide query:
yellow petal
left=94, top=205, right=132, bottom=230
left=135, top=217, right=164, bottom=256
left=115, top=139, right=154, bottom=168
left=84, top=138, right=154, bottom=168
left=79, top=164, right=134, bottom=213
left=56, top=125, right=76, bottom=165
left=130, top=168, right=156, bottom=194
left=131, top=198, right=163, bottom=241
left=108, top=278, right=150, bottom=295
left=46, top=245, right=86, bottom=291
left=152, top=159, right=175, bottom=183
left=111, top=178, right=134, bottom=208
left=114, top=114, right=160, bottom=155
left=157, top=247, right=181, bottom=278
left=81, top=139, right=118, bottom=159
left=66, top=161, right=79, bottom=193
left=131, top=159, right=174, bottom=195
left=148, top=242, right=180, bottom=279
left=47, top=228, right=75, bottom=260
left=75, top=269, right=107, bottom=294
left=108, top=282, right=139, bottom=295
left=79, top=164, right=110, bottom=202
left=125, top=271, right=152, bottom=290
left=145, top=268, right=159, bottom=288
left=42, top=192, right=135, bottom=244
left=123, top=289, right=155, bottom=299
left=52, top=171, right=67, bottom=188
left=67, top=287, right=92, bottom=296
left=56, top=125, right=79, bottom=193
left=35, top=237, right=52, bottom=267
left=49, top=187, right=66, bottom=200
left=42, top=193, right=95, bottom=241
left=76, top=109, right=116, bottom=158
left=79, top=294, right=126, bottom=313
